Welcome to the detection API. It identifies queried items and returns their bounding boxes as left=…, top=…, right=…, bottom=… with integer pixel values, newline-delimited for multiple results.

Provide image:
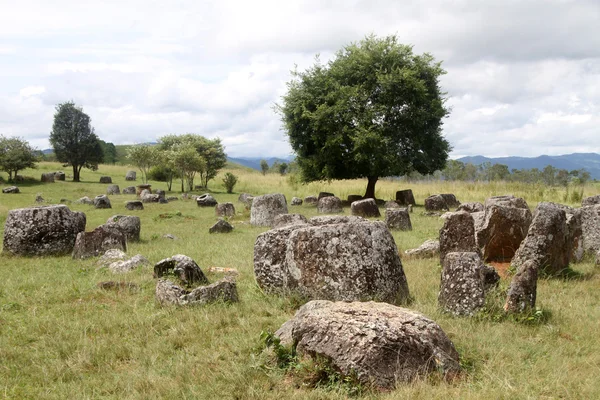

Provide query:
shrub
left=222, top=172, right=238, bottom=194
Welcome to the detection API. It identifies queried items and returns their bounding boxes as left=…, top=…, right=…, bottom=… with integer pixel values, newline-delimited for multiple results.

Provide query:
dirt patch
left=488, top=262, right=511, bottom=279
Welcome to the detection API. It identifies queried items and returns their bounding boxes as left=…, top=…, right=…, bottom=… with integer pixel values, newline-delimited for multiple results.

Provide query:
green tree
left=442, top=160, right=465, bottom=181
left=489, top=164, right=510, bottom=181
left=542, top=165, right=557, bottom=186
left=158, top=134, right=226, bottom=188
left=278, top=162, right=288, bottom=175
left=49, top=101, right=104, bottom=182
left=278, top=35, right=450, bottom=198
left=99, top=140, right=117, bottom=164
left=260, top=159, right=269, bottom=175
left=222, top=172, right=238, bottom=193
left=170, top=145, right=206, bottom=192
left=0, top=136, right=38, bottom=181
left=127, top=144, right=157, bottom=184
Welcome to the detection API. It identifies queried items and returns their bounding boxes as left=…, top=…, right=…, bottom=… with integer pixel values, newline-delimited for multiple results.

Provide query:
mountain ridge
left=457, top=152, right=600, bottom=179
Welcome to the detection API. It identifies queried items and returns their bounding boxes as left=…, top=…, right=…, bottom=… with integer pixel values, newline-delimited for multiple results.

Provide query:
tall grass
left=0, top=162, right=599, bottom=399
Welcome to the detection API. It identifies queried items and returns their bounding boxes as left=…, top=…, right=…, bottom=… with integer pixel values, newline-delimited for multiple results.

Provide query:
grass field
left=1, top=162, right=599, bottom=399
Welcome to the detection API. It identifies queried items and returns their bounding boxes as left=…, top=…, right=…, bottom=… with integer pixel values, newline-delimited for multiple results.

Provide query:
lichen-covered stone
left=77, top=196, right=94, bottom=205
left=350, top=198, right=381, bottom=218
left=125, top=171, right=136, bottom=181
left=512, top=202, right=571, bottom=275
left=125, top=201, right=144, bottom=211
left=385, top=209, right=412, bottom=231
left=457, top=202, right=484, bottom=213
left=438, top=252, right=488, bottom=316
left=317, top=196, right=343, bottom=213
left=105, top=215, right=141, bottom=242
left=215, top=202, right=235, bottom=217
left=184, top=278, right=238, bottom=305
left=72, top=226, right=127, bottom=259
left=308, top=215, right=366, bottom=226
left=582, top=194, right=600, bottom=207
left=404, top=239, right=439, bottom=258
left=254, top=220, right=410, bottom=304
left=97, top=249, right=128, bottom=267
left=136, top=184, right=151, bottom=196
left=504, top=260, right=537, bottom=313
left=395, top=189, right=416, bottom=206
left=3, top=205, right=86, bottom=256
left=317, top=192, right=334, bottom=200
left=477, top=197, right=532, bottom=261
left=384, top=200, right=401, bottom=209
left=108, top=254, right=150, bottom=273
left=196, top=193, right=218, bottom=207
left=272, top=213, right=308, bottom=229
left=106, top=185, right=120, bottom=195
left=424, top=194, right=449, bottom=211
left=2, top=186, right=19, bottom=194
left=275, top=300, right=460, bottom=389
left=122, top=186, right=136, bottom=195
left=581, top=204, right=600, bottom=254
left=94, top=195, right=112, bottom=209
left=41, top=172, right=55, bottom=183
left=291, top=197, right=303, bottom=206
left=439, top=211, right=479, bottom=265
left=99, top=176, right=112, bottom=184
left=304, top=195, right=318, bottom=205
left=155, top=278, right=238, bottom=306
left=209, top=219, right=233, bottom=233
left=250, top=193, right=288, bottom=226
left=153, top=255, right=208, bottom=286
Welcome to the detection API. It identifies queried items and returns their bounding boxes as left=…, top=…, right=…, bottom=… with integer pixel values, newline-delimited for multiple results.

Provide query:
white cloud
left=0, top=0, right=599, bottom=158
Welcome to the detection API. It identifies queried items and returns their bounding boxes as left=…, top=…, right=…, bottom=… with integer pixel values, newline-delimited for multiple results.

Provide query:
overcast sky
left=1, top=0, right=598, bottom=158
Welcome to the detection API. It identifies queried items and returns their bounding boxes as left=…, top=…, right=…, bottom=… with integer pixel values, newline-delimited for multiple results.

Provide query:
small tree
left=0, top=136, right=38, bottom=181
left=260, top=159, right=269, bottom=175
left=222, top=172, right=238, bottom=193
left=127, top=144, right=157, bottom=184
left=278, top=162, right=288, bottom=175
left=170, top=145, right=206, bottom=192
left=49, top=101, right=104, bottom=182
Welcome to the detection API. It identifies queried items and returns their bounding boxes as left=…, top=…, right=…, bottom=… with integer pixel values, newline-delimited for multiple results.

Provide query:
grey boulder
left=3, top=205, right=86, bottom=256
left=275, top=300, right=460, bottom=389
left=250, top=193, right=288, bottom=226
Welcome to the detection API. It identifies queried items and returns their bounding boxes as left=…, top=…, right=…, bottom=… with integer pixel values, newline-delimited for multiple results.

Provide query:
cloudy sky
left=1, top=0, right=598, bottom=158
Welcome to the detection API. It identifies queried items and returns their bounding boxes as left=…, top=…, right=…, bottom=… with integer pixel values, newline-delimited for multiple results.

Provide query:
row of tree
left=128, top=134, right=227, bottom=192
left=439, top=160, right=592, bottom=185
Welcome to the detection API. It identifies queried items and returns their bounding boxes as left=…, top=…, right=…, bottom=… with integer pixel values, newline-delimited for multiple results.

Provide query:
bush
left=222, top=172, right=238, bottom=194
left=147, top=165, right=173, bottom=182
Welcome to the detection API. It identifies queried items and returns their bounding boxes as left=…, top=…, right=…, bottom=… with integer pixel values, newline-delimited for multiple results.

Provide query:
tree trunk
left=73, top=165, right=80, bottom=182
left=363, top=176, right=378, bottom=199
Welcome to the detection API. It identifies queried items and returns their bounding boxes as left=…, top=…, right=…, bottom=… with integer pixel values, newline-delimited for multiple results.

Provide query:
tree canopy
left=49, top=102, right=104, bottom=182
left=0, top=136, right=38, bottom=181
left=127, top=144, right=157, bottom=184
left=158, top=134, right=226, bottom=189
left=278, top=35, right=451, bottom=198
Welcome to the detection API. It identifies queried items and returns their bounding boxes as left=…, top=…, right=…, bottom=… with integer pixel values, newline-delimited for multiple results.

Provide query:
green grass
left=1, top=162, right=599, bottom=399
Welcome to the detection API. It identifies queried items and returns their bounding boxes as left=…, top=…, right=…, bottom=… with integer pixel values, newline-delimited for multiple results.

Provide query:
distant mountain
left=457, top=153, right=600, bottom=179
left=227, top=156, right=295, bottom=171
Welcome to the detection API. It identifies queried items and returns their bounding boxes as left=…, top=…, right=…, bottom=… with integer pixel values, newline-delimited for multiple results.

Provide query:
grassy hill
left=0, top=163, right=599, bottom=398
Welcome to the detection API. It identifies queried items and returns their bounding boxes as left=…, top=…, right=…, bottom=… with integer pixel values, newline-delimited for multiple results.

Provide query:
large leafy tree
left=49, top=102, right=104, bottom=182
left=278, top=35, right=451, bottom=198
left=0, top=136, right=38, bottom=181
